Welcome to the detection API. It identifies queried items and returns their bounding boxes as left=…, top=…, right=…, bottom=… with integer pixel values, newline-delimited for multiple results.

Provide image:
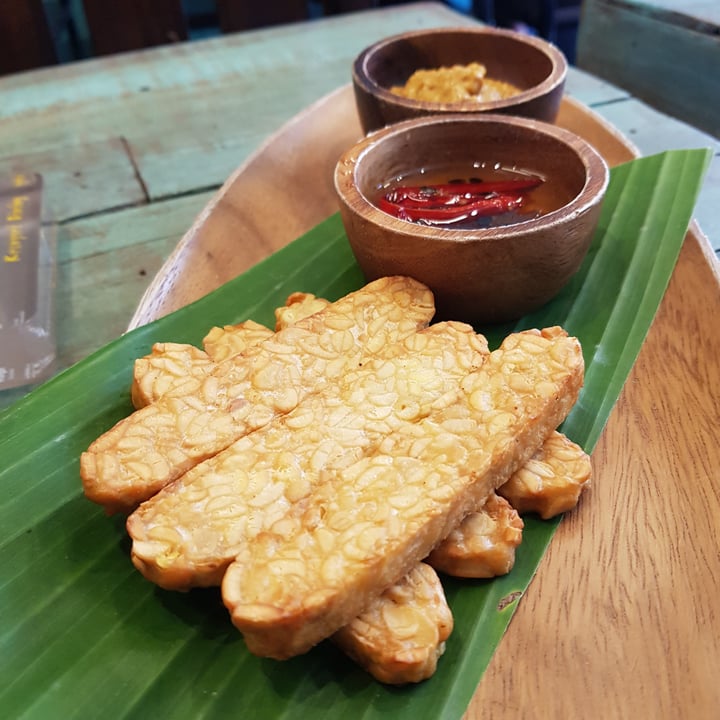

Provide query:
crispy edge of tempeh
left=274, top=292, right=331, bottom=331
left=333, top=562, right=453, bottom=685
left=427, top=492, right=523, bottom=579
left=202, top=319, right=275, bottom=364
left=428, top=431, right=591, bottom=578
left=343, top=431, right=591, bottom=682
left=132, top=298, right=327, bottom=409
left=80, top=276, right=435, bottom=514
left=127, top=321, right=489, bottom=590
left=131, top=342, right=214, bottom=410
left=498, top=430, right=592, bottom=519
left=222, top=327, right=584, bottom=659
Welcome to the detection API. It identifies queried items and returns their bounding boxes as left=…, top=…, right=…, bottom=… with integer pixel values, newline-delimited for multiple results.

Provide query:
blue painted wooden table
left=0, top=1, right=716, bottom=386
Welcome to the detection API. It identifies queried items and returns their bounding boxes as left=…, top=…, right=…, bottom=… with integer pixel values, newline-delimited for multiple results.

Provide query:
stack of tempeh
left=80, top=277, right=591, bottom=684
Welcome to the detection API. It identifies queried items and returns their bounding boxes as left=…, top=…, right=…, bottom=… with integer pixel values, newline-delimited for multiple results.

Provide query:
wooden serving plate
left=129, top=84, right=639, bottom=329
left=127, top=84, right=720, bottom=719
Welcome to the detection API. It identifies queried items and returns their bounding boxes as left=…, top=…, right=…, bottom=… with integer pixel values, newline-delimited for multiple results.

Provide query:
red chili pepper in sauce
left=386, top=178, right=542, bottom=207
left=378, top=194, right=525, bottom=224
left=379, top=177, right=543, bottom=225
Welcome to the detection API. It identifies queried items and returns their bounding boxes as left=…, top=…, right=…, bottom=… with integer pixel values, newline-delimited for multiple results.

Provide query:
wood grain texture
left=0, top=4, right=478, bottom=201
left=128, top=86, right=362, bottom=327
left=129, top=88, right=637, bottom=328
left=466, top=227, right=720, bottom=719
left=56, top=191, right=213, bottom=368
left=0, top=138, right=146, bottom=222
left=588, top=98, right=720, bottom=246
left=0, top=4, right=715, bottom=245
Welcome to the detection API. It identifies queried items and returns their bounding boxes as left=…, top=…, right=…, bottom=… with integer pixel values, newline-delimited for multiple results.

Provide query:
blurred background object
left=451, top=1, right=580, bottom=61
left=0, top=1, right=582, bottom=74
left=0, top=0, right=57, bottom=74
left=576, top=0, right=719, bottom=138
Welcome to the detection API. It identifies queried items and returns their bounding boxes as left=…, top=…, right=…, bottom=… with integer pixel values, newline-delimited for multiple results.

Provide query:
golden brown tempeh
left=131, top=346, right=588, bottom=585
left=274, top=292, right=330, bottom=331
left=333, top=563, right=453, bottom=685
left=222, top=327, right=584, bottom=659
left=128, top=325, right=589, bottom=680
left=202, top=319, right=274, bottom=364
left=81, top=276, right=435, bottom=513
left=341, top=438, right=592, bottom=684
left=428, top=433, right=591, bottom=578
left=128, top=322, right=488, bottom=590
left=132, top=298, right=326, bottom=409
left=131, top=343, right=212, bottom=410
left=498, top=430, right=592, bottom=518
left=427, top=493, right=523, bottom=579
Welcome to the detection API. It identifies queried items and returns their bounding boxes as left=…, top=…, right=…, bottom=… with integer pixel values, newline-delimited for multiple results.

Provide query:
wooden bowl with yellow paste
left=352, top=27, right=567, bottom=133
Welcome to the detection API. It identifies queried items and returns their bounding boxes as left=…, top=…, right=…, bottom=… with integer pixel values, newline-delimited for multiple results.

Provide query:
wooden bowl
left=353, top=27, right=567, bottom=133
left=334, top=114, right=609, bottom=324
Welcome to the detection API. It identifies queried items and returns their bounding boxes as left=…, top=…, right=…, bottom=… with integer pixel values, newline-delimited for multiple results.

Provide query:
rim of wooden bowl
left=334, top=113, right=609, bottom=242
left=352, top=26, right=568, bottom=115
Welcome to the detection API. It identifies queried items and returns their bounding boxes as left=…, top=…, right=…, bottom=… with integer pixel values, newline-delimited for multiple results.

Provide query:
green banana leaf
left=0, top=149, right=711, bottom=720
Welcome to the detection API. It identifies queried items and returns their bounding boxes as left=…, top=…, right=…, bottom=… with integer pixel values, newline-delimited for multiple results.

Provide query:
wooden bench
left=576, top=0, right=720, bottom=137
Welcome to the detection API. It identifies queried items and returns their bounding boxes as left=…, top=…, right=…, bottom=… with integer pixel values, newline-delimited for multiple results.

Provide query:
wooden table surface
left=1, top=2, right=719, bottom=718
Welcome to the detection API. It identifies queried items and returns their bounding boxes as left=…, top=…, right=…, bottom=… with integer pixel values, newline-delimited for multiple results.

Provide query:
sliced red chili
left=386, top=177, right=542, bottom=207
left=378, top=194, right=525, bottom=224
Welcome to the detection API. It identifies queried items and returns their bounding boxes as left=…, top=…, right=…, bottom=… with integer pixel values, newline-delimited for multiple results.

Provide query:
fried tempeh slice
left=429, top=433, right=591, bottom=578
left=222, top=327, right=584, bottom=659
left=133, top=298, right=326, bottom=409
left=428, top=434, right=590, bottom=578
left=131, top=320, right=272, bottom=409
left=348, top=434, right=589, bottom=673
left=498, top=430, right=592, bottom=519
left=333, top=562, right=453, bottom=685
left=128, top=322, right=489, bottom=590
left=341, top=493, right=518, bottom=684
left=314, top=431, right=588, bottom=681
left=202, top=319, right=274, bottom=363
left=427, top=493, right=523, bottom=579
left=132, top=320, right=274, bottom=409
left=131, top=343, right=213, bottom=410
left=81, top=276, right=435, bottom=513
left=274, top=292, right=330, bottom=331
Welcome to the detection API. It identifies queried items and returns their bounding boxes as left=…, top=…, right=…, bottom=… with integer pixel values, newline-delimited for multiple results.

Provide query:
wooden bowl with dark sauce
left=334, top=113, right=609, bottom=324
